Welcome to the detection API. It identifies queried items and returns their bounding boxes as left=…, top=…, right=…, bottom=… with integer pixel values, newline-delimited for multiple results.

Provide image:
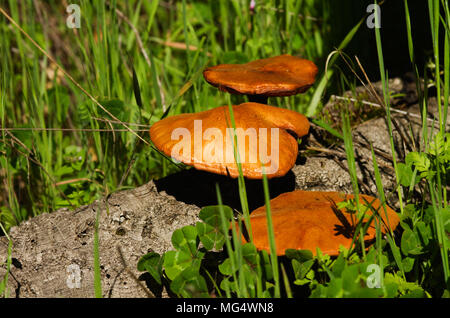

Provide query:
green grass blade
left=428, top=182, right=450, bottom=288
left=261, top=168, right=280, bottom=298
left=374, top=1, right=404, bottom=215
left=306, top=17, right=364, bottom=116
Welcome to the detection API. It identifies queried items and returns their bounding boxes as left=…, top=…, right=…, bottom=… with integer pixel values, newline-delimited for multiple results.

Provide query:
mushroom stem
left=248, top=94, right=268, bottom=104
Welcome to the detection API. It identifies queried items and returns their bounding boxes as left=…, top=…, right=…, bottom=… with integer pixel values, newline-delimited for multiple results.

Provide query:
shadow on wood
left=154, top=168, right=296, bottom=212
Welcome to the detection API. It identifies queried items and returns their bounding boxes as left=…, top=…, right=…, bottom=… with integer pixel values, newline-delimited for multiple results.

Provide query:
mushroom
left=149, top=102, right=310, bottom=179
left=242, top=190, right=400, bottom=256
left=203, top=54, right=318, bottom=104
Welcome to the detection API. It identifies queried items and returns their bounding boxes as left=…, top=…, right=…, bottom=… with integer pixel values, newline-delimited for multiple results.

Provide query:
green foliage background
left=0, top=0, right=449, bottom=298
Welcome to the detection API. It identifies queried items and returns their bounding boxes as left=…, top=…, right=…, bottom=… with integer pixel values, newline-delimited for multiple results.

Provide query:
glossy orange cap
left=245, top=190, right=400, bottom=255
left=203, top=54, right=318, bottom=97
left=149, top=103, right=310, bottom=179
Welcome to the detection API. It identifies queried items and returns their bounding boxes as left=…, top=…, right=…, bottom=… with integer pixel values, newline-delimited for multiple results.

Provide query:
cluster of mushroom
left=150, top=54, right=400, bottom=257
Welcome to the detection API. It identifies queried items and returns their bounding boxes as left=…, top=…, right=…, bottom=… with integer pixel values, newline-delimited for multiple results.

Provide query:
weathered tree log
left=0, top=98, right=435, bottom=297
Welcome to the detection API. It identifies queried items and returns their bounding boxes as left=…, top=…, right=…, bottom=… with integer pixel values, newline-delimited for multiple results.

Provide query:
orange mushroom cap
left=149, top=102, right=310, bottom=179
left=245, top=190, right=400, bottom=256
left=203, top=54, right=318, bottom=97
